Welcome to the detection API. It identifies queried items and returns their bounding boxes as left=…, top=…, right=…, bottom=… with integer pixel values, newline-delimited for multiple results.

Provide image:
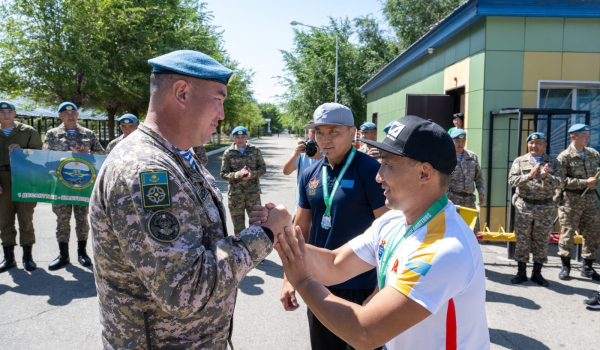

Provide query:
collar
left=230, top=142, right=252, bottom=151
left=59, top=123, right=80, bottom=133
left=323, top=146, right=354, bottom=169
left=570, top=144, right=586, bottom=157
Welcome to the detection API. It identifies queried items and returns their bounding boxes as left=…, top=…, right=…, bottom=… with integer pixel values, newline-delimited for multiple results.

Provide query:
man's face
left=232, top=134, right=249, bottom=148
left=0, top=109, right=17, bottom=126
left=119, top=123, right=138, bottom=137
left=571, top=131, right=590, bottom=149
left=314, top=124, right=355, bottom=160
left=527, top=139, right=546, bottom=157
left=187, top=79, right=227, bottom=145
left=307, top=128, right=316, bottom=140
left=453, top=138, right=466, bottom=154
left=361, top=129, right=377, bottom=142
left=376, top=152, right=420, bottom=210
left=58, top=110, right=79, bottom=129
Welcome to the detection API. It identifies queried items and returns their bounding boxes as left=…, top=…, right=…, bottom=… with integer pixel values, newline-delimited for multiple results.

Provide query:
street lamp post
left=290, top=20, right=338, bottom=103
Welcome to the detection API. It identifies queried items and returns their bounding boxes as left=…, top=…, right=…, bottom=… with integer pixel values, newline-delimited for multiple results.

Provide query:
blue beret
left=383, top=120, right=395, bottom=134
left=526, top=132, right=546, bottom=142
left=568, top=124, right=590, bottom=133
left=231, top=126, right=248, bottom=135
left=0, top=101, right=16, bottom=110
left=450, top=129, right=467, bottom=139
left=117, top=113, right=138, bottom=124
left=148, top=50, right=234, bottom=85
left=58, top=102, right=77, bottom=113
left=360, top=122, right=377, bottom=131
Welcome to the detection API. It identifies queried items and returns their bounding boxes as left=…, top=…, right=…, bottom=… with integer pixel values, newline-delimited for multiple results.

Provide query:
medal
left=321, top=215, right=332, bottom=229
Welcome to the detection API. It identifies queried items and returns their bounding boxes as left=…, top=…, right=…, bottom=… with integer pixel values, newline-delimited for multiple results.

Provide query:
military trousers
left=51, top=204, right=89, bottom=243
left=558, top=192, right=600, bottom=260
left=228, top=192, right=261, bottom=235
left=448, top=191, right=480, bottom=234
left=514, top=198, right=554, bottom=264
left=0, top=170, right=36, bottom=246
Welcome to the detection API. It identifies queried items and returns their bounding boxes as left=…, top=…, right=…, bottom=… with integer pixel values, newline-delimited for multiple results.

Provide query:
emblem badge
left=147, top=210, right=180, bottom=242
left=238, top=131, right=243, bottom=135
left=140, top=171, right=172, bottom=209
left=57, top=158, right=96, bottom=190
left=532, top=135, right=538, bottom=140
left=378, top=240, right=386, bottom=260
left=309, top=178, right=320, bottom=189
left=459, top=135, right=465, bottom=139
left=386, top=122, right=405, bottom=141
left=1, top=104, right=6, bottom=108
left=391, top=259, right=399, bottom=274
left=66, top=105, right=73, bottom=110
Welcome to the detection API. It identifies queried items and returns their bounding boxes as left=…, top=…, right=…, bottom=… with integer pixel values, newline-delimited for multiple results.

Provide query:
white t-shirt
left=350, top=203, right=490, bottom=350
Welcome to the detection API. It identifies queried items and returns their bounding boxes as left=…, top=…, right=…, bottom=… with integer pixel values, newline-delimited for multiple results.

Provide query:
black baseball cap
left=360, top=115, right=457, bottom=175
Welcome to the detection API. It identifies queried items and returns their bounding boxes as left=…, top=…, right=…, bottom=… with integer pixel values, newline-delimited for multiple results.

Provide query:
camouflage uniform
left=90, top=124, right=273, bottom=349
left=220, top=143, right=266, bottom=234
left=447, top=149, right=485, bottom=233
left=105, top=134, right=124, bottom=154
left=43, top=124, right=105, bottom=243
left=192, top=145, right=209, bottom=167
left=509, top=153, right=561, bottom=263
left=358, top=143, right=381, bottom=162
left=0, top=122, right=43, bottom=247
left=557, top=145, right=600, bottom=259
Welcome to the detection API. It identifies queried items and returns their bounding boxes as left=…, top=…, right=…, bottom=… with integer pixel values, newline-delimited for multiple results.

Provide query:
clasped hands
left=239, top=166, right=253, bottom=181
left=528, top=163, right=550, bottom=180
left=249, top=204, right=313, bottom=298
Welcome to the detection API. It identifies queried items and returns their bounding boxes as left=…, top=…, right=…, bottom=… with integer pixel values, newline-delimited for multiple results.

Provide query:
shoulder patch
left=147, top=210, right=181, bottom=242
left=140, top=171, right=172, bottom=209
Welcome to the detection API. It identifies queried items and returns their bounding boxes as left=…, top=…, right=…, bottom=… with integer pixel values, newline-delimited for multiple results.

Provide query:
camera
left=303, top=139, right=318, bottom=157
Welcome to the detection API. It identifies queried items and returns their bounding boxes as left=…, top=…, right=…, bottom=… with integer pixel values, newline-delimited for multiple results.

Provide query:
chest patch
left=147, top=210, right=181, bottom=242
left=140, top=171, right=172, bottom=209
left=340, top=179, right=354, bottom=188
left=378, top=239, right=386, bottom=260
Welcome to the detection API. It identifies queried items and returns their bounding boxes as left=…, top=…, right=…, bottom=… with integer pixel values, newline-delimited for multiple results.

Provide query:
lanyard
left=377, top=194, right=448, bottom=290
left=322, top=147, right=357, bottom=217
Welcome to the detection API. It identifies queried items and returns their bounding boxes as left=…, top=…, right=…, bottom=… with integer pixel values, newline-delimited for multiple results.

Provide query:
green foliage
left=382, top=0, right=464, bottom=49
left=259, top=103, right=283, bottom=132
left=280, top=16, right=398, bottom=129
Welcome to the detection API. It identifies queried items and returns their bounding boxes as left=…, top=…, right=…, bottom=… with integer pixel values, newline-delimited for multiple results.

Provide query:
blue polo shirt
left=298, top=147, right=386, bottom=289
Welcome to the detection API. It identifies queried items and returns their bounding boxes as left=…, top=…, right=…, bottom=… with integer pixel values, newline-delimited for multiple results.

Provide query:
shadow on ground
left=490, top=328, right=550, bottom=350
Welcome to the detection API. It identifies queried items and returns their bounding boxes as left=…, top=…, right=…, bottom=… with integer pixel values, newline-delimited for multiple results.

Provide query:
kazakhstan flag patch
left=140, top=171, right=172, bottom=209
left=404, top=259, right=432, bottom=276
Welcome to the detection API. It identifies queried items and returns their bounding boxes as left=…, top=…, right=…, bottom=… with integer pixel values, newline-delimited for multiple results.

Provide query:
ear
left=419, top=162, right=435, bottom=184
left=171, top=79, right=190, bottom=108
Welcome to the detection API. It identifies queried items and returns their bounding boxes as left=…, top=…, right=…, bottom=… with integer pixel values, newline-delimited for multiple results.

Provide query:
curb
left=205, top=137, right=259, bottom=156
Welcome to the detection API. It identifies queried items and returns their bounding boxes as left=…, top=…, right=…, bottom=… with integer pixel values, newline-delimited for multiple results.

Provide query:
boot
left=511, top=262, right=528, bottom=284
left=581, top=259, right=600, bottom=281
left=530, top=262, right=549, bottom=287
left=48, top=243, right=70, bottom=271
left=0, top=245, right=17, bottom=273
left=22, top=245, right=37, bottom=272
left=558, top=256, right=571, bottom=280
left=77, top=241, right=92, bottom=267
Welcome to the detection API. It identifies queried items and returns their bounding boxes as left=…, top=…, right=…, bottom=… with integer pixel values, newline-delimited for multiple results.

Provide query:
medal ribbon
left=377, top=194, right=448, bottom=290
left=322, top=147, right=357, bottom=217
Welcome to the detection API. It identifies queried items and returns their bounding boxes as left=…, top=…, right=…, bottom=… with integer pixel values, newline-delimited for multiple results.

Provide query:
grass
left=204, top=142, right=233, bottom=152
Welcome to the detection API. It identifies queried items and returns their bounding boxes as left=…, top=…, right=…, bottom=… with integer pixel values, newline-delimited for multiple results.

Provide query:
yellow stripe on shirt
left=392, top=210, right=447, bottom=297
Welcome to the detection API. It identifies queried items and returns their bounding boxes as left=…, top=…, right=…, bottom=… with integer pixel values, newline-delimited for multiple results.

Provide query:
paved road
left=1, top=134, right=599, bottom=349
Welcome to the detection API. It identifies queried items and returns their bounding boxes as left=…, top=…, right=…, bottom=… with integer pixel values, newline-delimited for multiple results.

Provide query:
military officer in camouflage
left=105, top=113, right=138, bottom=154
left=43, top=102, right=105, bottom=270
left=0, top=101, right=43, bottom=273
left=556, top=124, right=600, bottom=281
left=447, top=129, right=484, bottom=233
left=90, top=50, right=288, bottom=350
left=357, top=122, right=381, bottom=161
left=508, top=132, right=561, bottom=286
left=220, top=126, right=267, bottom=234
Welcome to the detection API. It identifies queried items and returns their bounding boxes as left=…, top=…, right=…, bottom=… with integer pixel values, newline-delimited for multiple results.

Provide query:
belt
left=565, top=189, right=588, bottom=195
left=519, top=196, right=552, bottom=205
left=0, top=165, right=10, bottom=171
left=449, top=190, right=474, bottom=196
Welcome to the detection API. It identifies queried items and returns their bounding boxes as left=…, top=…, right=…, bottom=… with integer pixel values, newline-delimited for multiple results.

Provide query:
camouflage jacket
left=557, top=145, right=600, bottom=191
left=0, top=122, right=43, bottom=166
left=105, top=134, right=124, bottom=154
left=192, top=145, right=209, bottom=167
left=509, top=152, right=561, bottom=200
left=43, top=124, right=105, bottom=155
left=448, top=149, right=485, bottom=196
left=220, top=142, right=266, bottom=195
left=90, top=124, right=273, bottom=349
left=358, top=142, right=381, bottom=162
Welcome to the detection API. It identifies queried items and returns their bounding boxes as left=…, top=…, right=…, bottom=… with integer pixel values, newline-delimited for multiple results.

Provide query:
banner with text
left=10, top=149, right=106, bottom=206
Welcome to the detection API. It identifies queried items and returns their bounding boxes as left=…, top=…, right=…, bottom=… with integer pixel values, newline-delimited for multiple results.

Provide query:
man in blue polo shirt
left=281, top=102, right=388, bottom=350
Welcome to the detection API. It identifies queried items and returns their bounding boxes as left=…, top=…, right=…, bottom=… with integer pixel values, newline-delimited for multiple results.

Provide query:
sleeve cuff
left=261, top=226, right=275, bottom=243
left=237, top=225, right=273, bottom=262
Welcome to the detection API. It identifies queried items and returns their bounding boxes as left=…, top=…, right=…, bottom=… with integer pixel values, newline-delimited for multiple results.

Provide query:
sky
left=205, top=0, right=389, bottom=104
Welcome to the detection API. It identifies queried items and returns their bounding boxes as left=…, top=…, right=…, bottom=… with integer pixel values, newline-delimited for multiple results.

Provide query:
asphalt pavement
left=1, top=134, right=599, bottom=350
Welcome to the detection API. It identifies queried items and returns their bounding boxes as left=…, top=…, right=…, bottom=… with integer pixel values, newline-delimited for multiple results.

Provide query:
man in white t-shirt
left=257, top=115, right=489, bottom=349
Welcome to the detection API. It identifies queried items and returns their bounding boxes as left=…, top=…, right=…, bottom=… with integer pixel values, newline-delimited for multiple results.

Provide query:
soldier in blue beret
left=90, top=50, right=287, bottom=349
left=383, top=120, right=394, bottom=134
left=358, top=122, right=381, bottom=161
left=221, top=126, right=266, bottom=234
left=556, top=123, right=600, bottom=281
left=105, top=114, right=139, bottom=154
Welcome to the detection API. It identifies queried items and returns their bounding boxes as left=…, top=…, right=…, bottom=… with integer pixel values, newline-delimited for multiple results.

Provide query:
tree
left=382, top=0, right=464, bottom=49
left=259, top=103, right=283, bottom=133
left=279, top=16, right=397, bottom=129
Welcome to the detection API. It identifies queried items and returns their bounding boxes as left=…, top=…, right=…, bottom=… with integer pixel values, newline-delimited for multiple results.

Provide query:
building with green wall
left=360, top=0, right=600, bottom=230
